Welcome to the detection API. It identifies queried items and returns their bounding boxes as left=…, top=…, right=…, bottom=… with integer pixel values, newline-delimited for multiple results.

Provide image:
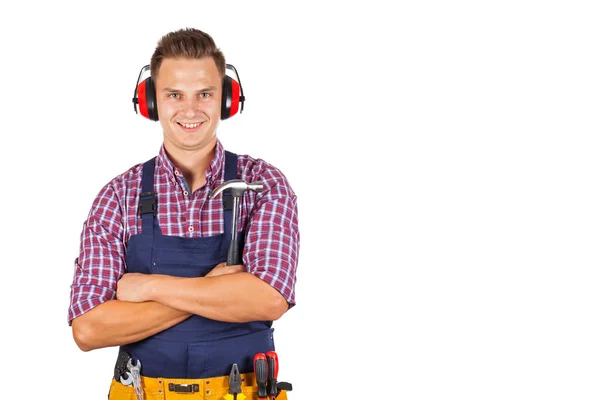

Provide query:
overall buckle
left=138, top=192, right=156, bottom=215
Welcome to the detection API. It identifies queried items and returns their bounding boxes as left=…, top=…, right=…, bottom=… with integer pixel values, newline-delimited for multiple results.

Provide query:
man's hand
left=116, top=264, right=244, bottom=303
left=117, top=273, right=156, bottom=302
left=206, top=262, right=245, bottom=278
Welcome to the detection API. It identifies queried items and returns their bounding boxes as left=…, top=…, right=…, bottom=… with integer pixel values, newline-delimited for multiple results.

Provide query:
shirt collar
left=156, top=139, right=226, bottom=187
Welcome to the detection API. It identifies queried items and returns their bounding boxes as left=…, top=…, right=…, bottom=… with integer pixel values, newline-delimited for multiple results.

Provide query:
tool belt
left=108, top=373, right=288, bottom=400
left=110, top=352, right=292, bottom=400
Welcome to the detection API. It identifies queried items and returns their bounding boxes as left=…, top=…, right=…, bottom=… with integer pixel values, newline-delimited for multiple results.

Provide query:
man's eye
left=169, top=93, right=180, bottom=99
left=199, top=93, right=210, bottom=99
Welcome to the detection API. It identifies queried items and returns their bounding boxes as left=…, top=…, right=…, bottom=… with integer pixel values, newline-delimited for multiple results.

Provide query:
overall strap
left=222, top=151, right=238, bottom=240
left=137, top=153, right=237, bottom=236
left=139, top=157, right=157, bottom=234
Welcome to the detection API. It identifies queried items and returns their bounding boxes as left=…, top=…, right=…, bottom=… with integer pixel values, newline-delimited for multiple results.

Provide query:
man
left=68, top=28, right=298, bottom=400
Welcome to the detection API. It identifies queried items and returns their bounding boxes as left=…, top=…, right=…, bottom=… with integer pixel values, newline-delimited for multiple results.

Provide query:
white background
left=1, top=1, right=599, bottom=399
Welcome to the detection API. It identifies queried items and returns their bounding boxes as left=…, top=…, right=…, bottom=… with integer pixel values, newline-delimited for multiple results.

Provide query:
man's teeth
left=179, top=122, right=201, bottom=128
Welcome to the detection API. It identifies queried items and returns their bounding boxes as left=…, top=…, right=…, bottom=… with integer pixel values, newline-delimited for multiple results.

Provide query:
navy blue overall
left=119, top=151, right=274, bottom=379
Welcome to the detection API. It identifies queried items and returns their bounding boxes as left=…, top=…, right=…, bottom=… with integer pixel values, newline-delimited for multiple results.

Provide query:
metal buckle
left=168, top=383, right=199, bottom=393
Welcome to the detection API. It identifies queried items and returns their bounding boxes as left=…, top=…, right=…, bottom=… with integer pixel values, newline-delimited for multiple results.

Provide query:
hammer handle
left=227, top=196, right=241, bottom=266
left=227, top=243, right=240, bottom=266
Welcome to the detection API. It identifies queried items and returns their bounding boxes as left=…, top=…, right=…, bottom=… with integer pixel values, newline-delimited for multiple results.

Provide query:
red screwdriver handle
left=254, top=353, right=268, bottom=399
left=266, top=351, right=278, bottom=379
left=266, top=351, right=279, bottom=399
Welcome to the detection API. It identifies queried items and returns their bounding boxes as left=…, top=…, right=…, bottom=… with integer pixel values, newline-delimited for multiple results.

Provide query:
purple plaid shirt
left=68, top=139, right=299, bottom=324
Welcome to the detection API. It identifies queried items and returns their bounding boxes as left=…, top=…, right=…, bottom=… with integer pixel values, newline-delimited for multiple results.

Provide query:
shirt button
left=175, top=170, right=180, bottom=176
left=183, top=191, right=189, bottom=196
left=188, top=226, right=194, bottom=232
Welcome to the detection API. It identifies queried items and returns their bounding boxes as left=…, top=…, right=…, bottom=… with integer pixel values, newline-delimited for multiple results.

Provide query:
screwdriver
left=254, top=353, right=268, bottom=399
left=266, top=351, right=279, bottom=400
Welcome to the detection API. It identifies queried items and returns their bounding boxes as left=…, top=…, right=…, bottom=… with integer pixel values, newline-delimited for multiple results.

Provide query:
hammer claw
left=210, top=179, right=263, bottom=198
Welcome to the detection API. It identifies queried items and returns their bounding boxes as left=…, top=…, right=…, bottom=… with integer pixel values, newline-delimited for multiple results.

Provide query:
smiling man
left=68, top=28, right=299, bottom=400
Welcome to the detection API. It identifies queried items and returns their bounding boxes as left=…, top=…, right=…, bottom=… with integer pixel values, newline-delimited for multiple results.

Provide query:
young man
left=68, top=28, right=298, bottom=400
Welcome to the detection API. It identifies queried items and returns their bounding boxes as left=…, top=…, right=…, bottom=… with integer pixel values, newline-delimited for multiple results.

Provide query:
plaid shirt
left=68, top=139, right=299, bottom=324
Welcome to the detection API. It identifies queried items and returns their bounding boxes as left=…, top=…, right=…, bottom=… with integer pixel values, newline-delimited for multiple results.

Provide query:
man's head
left=150, top=28, right=226, bottom=155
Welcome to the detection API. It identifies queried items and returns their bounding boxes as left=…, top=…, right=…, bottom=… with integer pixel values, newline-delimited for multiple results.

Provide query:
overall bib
left=108, top=152, right=288, bottom=400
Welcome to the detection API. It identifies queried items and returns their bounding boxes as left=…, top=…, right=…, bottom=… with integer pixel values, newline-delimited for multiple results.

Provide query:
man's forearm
left=71, top=299, right=191, bottom=351
left=148, top=273, right=288, bottom=323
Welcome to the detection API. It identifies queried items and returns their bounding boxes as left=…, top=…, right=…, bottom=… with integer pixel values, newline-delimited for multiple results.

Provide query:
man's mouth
left=177, top=122, right=203, bottom=131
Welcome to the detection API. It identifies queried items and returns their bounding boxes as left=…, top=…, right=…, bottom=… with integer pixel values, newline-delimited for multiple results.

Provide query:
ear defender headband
left=132, top=63, right=245, bottom=121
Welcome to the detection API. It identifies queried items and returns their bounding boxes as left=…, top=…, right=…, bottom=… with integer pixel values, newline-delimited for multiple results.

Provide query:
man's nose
left=181, top=98, right=200, bottom=117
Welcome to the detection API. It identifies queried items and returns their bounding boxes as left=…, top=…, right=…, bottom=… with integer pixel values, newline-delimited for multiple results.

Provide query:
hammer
left=210, top=179, right=263, bottom=265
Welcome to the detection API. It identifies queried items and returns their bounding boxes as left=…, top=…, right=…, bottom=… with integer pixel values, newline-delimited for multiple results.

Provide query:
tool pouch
left=108, top=376, right=289, bottom=399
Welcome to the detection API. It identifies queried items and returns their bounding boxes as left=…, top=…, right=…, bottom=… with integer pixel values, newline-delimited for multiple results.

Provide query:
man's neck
left=164, top=140, right=217, bottom=193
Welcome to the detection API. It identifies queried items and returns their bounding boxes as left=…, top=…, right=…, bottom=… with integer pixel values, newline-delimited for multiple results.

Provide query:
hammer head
left=209, top=179, right=264, bottom=198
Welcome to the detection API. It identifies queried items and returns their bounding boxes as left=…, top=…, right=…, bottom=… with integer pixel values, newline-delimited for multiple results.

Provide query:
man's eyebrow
left=160, top=86, right=218, bottom=92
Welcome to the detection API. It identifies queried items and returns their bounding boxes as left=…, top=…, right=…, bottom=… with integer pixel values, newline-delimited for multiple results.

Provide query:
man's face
left=154, top=57, right=222, bottom=153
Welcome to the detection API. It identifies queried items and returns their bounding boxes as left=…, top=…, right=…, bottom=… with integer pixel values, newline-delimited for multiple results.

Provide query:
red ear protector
left=132, top=63, right=245, bottom=121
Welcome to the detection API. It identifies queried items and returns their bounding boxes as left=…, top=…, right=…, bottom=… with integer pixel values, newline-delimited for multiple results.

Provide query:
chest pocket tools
left=223, top=363, right=246, bottom=400
left=209, top=179, right=264, bottom=265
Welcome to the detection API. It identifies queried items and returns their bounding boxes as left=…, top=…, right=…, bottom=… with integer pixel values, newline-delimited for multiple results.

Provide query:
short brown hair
left=150, top=28, right=226, bottom=81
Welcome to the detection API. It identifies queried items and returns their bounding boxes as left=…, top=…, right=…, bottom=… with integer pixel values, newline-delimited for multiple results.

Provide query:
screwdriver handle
left=266, top=351, right=279, bottom=399
left=254, top=353, right=268, bottom=399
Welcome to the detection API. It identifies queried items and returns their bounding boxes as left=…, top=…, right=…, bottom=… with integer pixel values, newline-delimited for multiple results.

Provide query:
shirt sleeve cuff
left=67, top=285, right=115, bottom=325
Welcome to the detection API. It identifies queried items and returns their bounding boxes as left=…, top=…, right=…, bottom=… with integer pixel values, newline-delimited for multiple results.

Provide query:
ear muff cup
left=222, top=76, right=242, bottom=120
left=136, top=77, right=159, bottom=121
left=146, top=78, right=158, bottom=122
left=145, top=78, right=158, bottom=121
left=221, top=75, right=238, bottom=120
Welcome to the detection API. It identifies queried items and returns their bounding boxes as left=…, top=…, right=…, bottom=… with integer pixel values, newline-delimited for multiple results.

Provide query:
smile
left=177, top=122, right=202, bottom=129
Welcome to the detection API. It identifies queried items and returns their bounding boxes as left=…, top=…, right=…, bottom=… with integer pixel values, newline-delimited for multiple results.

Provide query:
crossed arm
left=71, top=173, right=298, bottom=352
left=72, top=263, right=287, bottom=352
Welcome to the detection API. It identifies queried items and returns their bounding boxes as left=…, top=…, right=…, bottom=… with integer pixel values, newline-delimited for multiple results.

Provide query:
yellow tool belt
left=108, top=371, right=288, bottom=400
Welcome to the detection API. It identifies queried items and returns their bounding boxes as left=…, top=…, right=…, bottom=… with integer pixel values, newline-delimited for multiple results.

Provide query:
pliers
left=224, top=363, right=246, bottom=400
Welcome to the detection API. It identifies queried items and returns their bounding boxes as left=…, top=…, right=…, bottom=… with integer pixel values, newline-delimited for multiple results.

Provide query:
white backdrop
left=1, top=1, right=599, bottom=399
